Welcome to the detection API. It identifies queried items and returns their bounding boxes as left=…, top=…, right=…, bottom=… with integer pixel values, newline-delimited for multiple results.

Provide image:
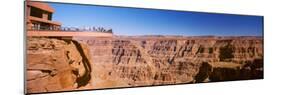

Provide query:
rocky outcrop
left=24, top=36, right=264, bottom=92
left=26, top=37, right=93, bottom=93
left=195, top=58, right=263, bottom=83
left=74, top=36, right=263, bottom=89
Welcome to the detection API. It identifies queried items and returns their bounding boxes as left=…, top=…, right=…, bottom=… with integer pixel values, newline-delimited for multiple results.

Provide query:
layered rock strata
left=74, top=36, right=263, bottom=88
left=26, top=36, right=263, bottom=92
left=26, top=37, right=93, bottom=93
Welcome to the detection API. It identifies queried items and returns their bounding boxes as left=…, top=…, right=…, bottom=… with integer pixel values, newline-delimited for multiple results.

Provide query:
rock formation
left=26, top=37, right=93, bottom=93
left=26, top=36, right=263, bottom=93
left=74, top=36, right=263, bottom=89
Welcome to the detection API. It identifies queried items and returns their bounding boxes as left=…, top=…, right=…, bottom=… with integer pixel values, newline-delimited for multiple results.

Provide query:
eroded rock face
left=74, top=36, right=263, bottom=89
left=25, top=36, right=264, bottom=92
left=26, top=37, right=93, bottom=93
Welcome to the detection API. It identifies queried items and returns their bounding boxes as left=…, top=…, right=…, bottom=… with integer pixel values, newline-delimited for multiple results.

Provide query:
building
left=26, top=1, right=113, bottom=38
left=26, top=1, right=61, bottom=30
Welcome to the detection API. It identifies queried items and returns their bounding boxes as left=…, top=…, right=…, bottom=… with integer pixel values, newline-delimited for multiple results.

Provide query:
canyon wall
left=26, top=37, right=93, bottom=93
left=26, top=36, right=263, bottom=93
left=75, top=36, right=263, bottom=89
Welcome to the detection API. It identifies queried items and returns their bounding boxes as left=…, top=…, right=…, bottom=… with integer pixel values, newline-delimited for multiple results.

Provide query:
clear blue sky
left=49, top=2, right=263, bottom=36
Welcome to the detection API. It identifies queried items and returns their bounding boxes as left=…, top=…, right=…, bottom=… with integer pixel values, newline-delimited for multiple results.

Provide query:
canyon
left=26, top=36, right=263, bottom=93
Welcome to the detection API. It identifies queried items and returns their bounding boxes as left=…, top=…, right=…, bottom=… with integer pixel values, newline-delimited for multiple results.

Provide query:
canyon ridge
left=26, top=36, right=263, bottom=93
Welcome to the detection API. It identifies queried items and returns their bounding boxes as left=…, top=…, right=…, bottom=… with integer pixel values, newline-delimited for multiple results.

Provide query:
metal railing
left=28, top=26, right=113, bottom=33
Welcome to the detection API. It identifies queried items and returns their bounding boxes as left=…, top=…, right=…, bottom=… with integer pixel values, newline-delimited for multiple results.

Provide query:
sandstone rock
left=73, top=36, right=263, bottom=89
left=26, top=37, right=93, bottom=93
left=26, top=36, right=263, bottom=93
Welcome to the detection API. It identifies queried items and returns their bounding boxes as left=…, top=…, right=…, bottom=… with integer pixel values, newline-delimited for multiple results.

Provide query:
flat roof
left=27, top=1, right=54, bottom=13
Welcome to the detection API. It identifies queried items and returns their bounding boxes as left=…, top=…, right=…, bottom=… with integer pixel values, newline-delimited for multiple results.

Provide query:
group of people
left=31, top=25, right=113, bottom=33
left=60, top=26, right=113, bottom=33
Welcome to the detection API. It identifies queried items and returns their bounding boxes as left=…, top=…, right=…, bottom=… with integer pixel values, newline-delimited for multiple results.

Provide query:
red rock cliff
left=74, top=36, right=263, bottom=88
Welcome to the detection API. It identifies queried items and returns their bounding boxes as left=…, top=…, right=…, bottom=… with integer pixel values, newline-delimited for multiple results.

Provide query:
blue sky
left=49, top=3, right=263, bottom=36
